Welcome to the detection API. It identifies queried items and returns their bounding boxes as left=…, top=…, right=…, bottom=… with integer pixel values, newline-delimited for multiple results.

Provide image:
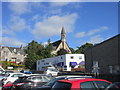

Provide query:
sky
left=1, top=0, right=119, bottom=49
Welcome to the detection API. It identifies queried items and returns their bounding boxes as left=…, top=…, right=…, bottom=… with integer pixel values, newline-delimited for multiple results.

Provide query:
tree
left=57, top=48, right=68, bottom=55
left=75, top=43, right=94, bottom=54
left=69, top=47, right=75, bottom=53
left=24, top=39, right=54, bottom=70
left=24, top=40, right=41, bottom=70
left=44, top=39, right=54, bottom=58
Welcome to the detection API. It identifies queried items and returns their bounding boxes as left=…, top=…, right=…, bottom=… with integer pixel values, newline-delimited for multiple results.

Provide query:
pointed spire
left=61, top=27, right=66, bottom=42
left=20, top=44, right=23, bottom=49
left=61, top=27, right=65, bottom=34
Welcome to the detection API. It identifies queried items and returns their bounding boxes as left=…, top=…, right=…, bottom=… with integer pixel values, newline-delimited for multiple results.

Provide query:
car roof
left=55, top=75, right=93, bottom=79
left=58, top=78, right=111, bottom=83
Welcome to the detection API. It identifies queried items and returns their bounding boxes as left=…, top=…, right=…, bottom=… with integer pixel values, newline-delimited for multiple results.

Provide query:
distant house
left=0, top=45, right=26, bottom=63
left=85, top=34, right=120, bottom=75
left=51, top=27, right=71, bottom=55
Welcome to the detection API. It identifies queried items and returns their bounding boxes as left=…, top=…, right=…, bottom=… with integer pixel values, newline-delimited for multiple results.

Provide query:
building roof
left=8, top=47, right=25, bottom=55
left=1, top=46, right=26, bottom=55
left=52, top=40, right=61, bottom=49
left=85, top=34, right=120, bottom=52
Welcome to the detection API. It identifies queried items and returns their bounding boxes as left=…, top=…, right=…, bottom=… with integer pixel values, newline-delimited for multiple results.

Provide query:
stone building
left=85, top=34, right=120, bottom=75
left=0, top=45, right=26, bottom=64
left=51, top=27, right=71, bottom=55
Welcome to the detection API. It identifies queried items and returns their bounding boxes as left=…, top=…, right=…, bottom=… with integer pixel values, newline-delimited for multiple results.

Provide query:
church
left=51, top=27, right=72, bottom=55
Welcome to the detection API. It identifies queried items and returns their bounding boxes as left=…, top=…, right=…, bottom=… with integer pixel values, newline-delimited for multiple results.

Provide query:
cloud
left=50, top=2, right=70, bottom=7
left=32, top=13, right=78, bottom=39
left=31, top=14, right=40, bottom=21
left=9, top=2, right=31, bottom=15
left=2, top=29, right=15, bottom=36
left=75, top=26, right=109, bottom=38
left=87, top=26, right=109, bottom=36
left=1, top=37, right=26, bottom=47
left=8, top=16, right=29, bottom=32
left=88, top=35, right=104, bottom=44
left=75, top=32, right=85, bottom=38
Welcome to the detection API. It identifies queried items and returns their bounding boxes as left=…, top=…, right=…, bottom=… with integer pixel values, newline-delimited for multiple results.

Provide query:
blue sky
left=1, top=1, right=119, bottom=49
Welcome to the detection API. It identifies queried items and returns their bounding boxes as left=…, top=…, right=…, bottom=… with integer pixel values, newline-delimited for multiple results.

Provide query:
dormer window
left=14, top=49, right=16, bottom=52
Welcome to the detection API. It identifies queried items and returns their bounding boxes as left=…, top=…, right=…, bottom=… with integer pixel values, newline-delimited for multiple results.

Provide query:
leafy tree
left=24, top=39, right=54, bottom=70
left=24, top=53, right=40, bottom=70
left=24, top=40, right=41, bottom=70
left=69, top=47, right=75, bottom=53
left=75, top=43, right=94, bottom=54
left=57, top=48, right=68, bottom=55
left=44, top=39, right=54, bottom=58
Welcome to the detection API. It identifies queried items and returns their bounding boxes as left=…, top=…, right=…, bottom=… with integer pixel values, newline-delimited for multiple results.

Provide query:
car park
left=11, top=75, right=51, bottom=90
left=2, top=73, right=25, bottom=85
left=51, top=78, right=112, bottom=90
left=32, top=75, right=93, bottom=90
left=105, top=82, right=120, bottom=90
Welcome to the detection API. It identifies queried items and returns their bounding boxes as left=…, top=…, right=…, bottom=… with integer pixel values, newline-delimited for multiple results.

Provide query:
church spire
left=61, top=27, right=66, bottom=42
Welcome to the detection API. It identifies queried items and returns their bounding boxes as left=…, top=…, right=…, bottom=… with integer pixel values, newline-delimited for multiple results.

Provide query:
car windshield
left=44, top=77, right=65, bottom=86
left=52, top=81, right=71, bottom=90
left=5, top=73, right=10, bottom=77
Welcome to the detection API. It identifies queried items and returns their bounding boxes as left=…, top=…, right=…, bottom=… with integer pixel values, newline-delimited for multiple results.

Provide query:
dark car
left=105, top=82, right=120, bottom=90
left=32, top=75, right=93, bottom=90
left=12, top=75, right=51, bottom=90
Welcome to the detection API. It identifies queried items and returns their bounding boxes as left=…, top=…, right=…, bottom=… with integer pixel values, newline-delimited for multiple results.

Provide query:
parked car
left=51, top=78, right=112, bottom=90
left=11, top=75, right=51, bottom=90
left=2, top=73, right=25, bottom=85
left=32, top=75, right=93, bottom=90
left=105, top=82, right=120, bottom=90
left=2, top=83, right=13, bottom=90
left=45, top=67, right=59, bottom=76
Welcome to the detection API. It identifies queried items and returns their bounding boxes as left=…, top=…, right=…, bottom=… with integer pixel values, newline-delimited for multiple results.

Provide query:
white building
left=37, top=54, right=85, bottom=71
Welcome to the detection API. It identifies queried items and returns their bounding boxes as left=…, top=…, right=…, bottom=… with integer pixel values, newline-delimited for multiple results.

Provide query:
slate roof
left=1, top=46, right=26, bottom=55
left=8, top=47, right=26, bottom=55
left=52, top=40, right=61, bottom=49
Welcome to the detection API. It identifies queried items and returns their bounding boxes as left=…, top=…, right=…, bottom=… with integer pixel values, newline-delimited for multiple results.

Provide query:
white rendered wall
left=37, top=54, right=84, bottom=71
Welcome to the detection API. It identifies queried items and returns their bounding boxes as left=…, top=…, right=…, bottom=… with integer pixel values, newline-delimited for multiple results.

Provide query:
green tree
left=24, top=40, right=41, bottom=70
left=75, top=43, right=94, bottom=54
left=69, top=47, right=75, bottom=53
left=44, top=39, right=54, bottom=58
left=24, top=39, right=54, bottom=70
left=57, top=48, right=68, bottom=55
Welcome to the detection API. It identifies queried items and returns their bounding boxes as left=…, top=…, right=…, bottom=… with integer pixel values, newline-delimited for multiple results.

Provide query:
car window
left=11, top=74, right=23, bottom=77
left=42, top=76, right=50, bottom=82
left=80, top=81, right=96, bottom=90
left=94, top=81, right=111, bottom=89
left=52, top=81, right=71, bottom=90
left=31, top=77, right=43, bottom=81
left=45, top=77, right=65, bottom=86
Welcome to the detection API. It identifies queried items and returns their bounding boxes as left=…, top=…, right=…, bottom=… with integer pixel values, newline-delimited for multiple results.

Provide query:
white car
left=45, top=67, right=59, bottom=76
left=2, top=73, right=25, bottom=85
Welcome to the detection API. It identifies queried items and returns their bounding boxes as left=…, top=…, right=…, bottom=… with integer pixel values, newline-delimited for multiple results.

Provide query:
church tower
left=61, top=27, right=66, bottom=42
